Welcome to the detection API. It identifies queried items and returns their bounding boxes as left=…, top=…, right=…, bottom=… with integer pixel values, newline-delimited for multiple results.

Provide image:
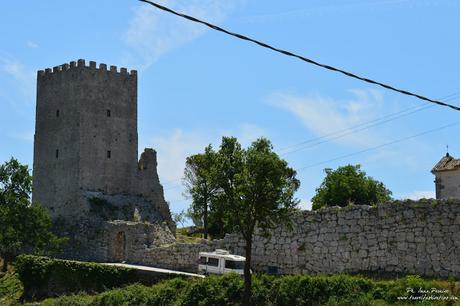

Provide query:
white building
left=432, top=153, right=460, bottom=199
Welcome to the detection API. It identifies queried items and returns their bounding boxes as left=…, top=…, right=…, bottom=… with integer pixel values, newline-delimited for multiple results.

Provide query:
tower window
left=56, top=109, right=60, bottom=117
left=107, top=109, right=111, bottom=117
left=107, top=150, right=111, bottom=159
left=55, top=149, right=59, bottom=159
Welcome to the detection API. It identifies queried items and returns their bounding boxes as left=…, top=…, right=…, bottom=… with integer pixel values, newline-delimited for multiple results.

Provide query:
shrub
left=0, top=271, right=23, bottom=305
left=15, top=255, right=139, bottom=299
left=24, top=270, right=460, bottom=305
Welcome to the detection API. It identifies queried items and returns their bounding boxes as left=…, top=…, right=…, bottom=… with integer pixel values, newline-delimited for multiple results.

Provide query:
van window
left=225, top=260, right=245, bottom=269
left=199, top=256, right=207, bottom=265
left=207, top=257, right=219, bottom=267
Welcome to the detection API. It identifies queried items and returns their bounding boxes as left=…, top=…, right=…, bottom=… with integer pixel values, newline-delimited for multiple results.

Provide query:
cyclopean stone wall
left=125, top=200, right=460, bottom=278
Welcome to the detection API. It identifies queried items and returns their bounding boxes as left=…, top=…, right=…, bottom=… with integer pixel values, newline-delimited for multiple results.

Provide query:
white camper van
left=198, top=249, right=245, bottom=275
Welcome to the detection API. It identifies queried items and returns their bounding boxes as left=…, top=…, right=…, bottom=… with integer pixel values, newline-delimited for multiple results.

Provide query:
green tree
left=0, top=158, right=66, bottom=271
left=171, top=209, right=188, bottom=228
left=183, top=145, right=220, bottom=239
left=311, top=164, right=392, bottom=210
left=215, top=137, right=300, bottom=305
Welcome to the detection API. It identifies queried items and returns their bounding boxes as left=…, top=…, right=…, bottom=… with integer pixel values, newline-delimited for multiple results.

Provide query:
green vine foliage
left=15, top=255, right=138, bottom=299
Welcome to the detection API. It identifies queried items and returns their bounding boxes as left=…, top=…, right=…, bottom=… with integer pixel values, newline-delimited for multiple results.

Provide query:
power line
left=297, top=121, right=460, bottom=171
left=139, top=0, right=460, bottom=112
left=280, top=105, right=431, bottom=155
left=280, top=95, right=460, bottom=156
left=159, top=95, right=460, bottom=188
left=279, top=92, right=460, bottom=153
left=162, top=91, right=460, bottom=191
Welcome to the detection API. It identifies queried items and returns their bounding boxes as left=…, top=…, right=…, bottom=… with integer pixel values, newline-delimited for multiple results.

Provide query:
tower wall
left=33, top=63, right=81, bottom=218
left=75, top=60, right=138, bottom=194
left=33, top=60, right=138, bottom=219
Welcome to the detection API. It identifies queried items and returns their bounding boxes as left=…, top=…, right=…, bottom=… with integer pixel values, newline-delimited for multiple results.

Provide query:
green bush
left=39, top=273, right=460, bottom=306
left=15, top=255, right=139, bottom=299
left=0, top=271, right=23, bottom=305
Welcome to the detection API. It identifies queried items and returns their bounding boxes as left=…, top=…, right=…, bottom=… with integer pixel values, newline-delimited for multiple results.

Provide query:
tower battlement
left=37, top=59, right=137, bottom=78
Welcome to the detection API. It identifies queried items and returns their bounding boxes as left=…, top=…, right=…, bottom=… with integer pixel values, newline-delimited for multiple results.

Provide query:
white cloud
left=141, top=123, right=267, bottom=183
left=221, top=123, right=267, bottom=147
left=26, top=41, right=39, bottom=49
left=10, top=131, right=34, bottom=142
left=144, top=129, right=212, bottom=183
left=140, top=123, right=266, bottom=213
left=299, top=199, right=312, bottom=211
left=122, top=0, right=242, bottom=70
left=399, top=190, right=435, bottom=200
left=269, top=89, right=384, bottom=148
left=1, top=57, right=29, bottom=82
left=0, top=55, right=35, bottom=104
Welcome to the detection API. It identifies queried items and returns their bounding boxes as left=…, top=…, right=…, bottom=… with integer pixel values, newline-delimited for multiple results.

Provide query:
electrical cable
left=297, top=121, right=460, bottom=171
left=139, top=0, right=460, bottom=112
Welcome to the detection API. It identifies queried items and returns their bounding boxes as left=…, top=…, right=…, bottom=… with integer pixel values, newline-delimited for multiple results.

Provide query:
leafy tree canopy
left=183, top=145, right=221, bottom=239
left=183, top=137, right=300, bottom=304
left=311, top=164, right=392, bottom=210
left=215, top=137, right=300, bottom=304
left=0, top=158, right=66, bottom=271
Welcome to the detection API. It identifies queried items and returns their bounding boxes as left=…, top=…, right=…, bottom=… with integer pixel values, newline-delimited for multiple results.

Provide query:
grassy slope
left=175, top=227, right=205, bottom=243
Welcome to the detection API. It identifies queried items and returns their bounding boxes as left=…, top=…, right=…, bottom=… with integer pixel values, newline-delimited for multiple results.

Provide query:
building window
left=107, top=109, right=111, bottom=117
left=107, top=150, right=111, bottom=159
left=56, top=109, right=60, bottom=117
left=55, top=149, right=59, bottom=159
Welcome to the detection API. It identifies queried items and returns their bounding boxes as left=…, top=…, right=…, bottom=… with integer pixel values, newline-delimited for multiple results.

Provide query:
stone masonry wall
left=127, top=200, right=460, bottom=277
left=57, top=219, right=175, bottom=263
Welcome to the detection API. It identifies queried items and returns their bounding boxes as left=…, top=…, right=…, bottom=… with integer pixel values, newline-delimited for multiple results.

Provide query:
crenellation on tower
left=38, top=60, right=138, bottom=78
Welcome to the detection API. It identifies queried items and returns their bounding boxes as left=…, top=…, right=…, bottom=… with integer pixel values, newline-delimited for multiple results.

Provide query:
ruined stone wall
left=58, top=219, right=175, bottom=263
left=131, top=201, right=460, bottom=278
left=136, top=149, right=175, bottom=232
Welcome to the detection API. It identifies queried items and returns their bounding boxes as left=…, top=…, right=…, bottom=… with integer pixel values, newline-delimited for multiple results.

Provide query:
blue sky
left=1, top=0, right=459, bottom=215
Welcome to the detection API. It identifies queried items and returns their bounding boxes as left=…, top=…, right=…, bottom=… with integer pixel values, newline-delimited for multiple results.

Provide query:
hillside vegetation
left=36, top=273, right=460, bottom=306
left=2, top=255, right=459, bottom=305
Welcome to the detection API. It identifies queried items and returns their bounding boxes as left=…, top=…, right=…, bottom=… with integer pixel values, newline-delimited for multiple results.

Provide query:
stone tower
left=33, top=59, right=173, bottom=231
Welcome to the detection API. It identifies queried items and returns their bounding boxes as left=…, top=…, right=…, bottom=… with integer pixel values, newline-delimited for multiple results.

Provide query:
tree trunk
left=1, top=256, right=8, bottom=272
left=242, top=238, right=252, bottom=306
left=203, top=199, right=208, bottom=240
